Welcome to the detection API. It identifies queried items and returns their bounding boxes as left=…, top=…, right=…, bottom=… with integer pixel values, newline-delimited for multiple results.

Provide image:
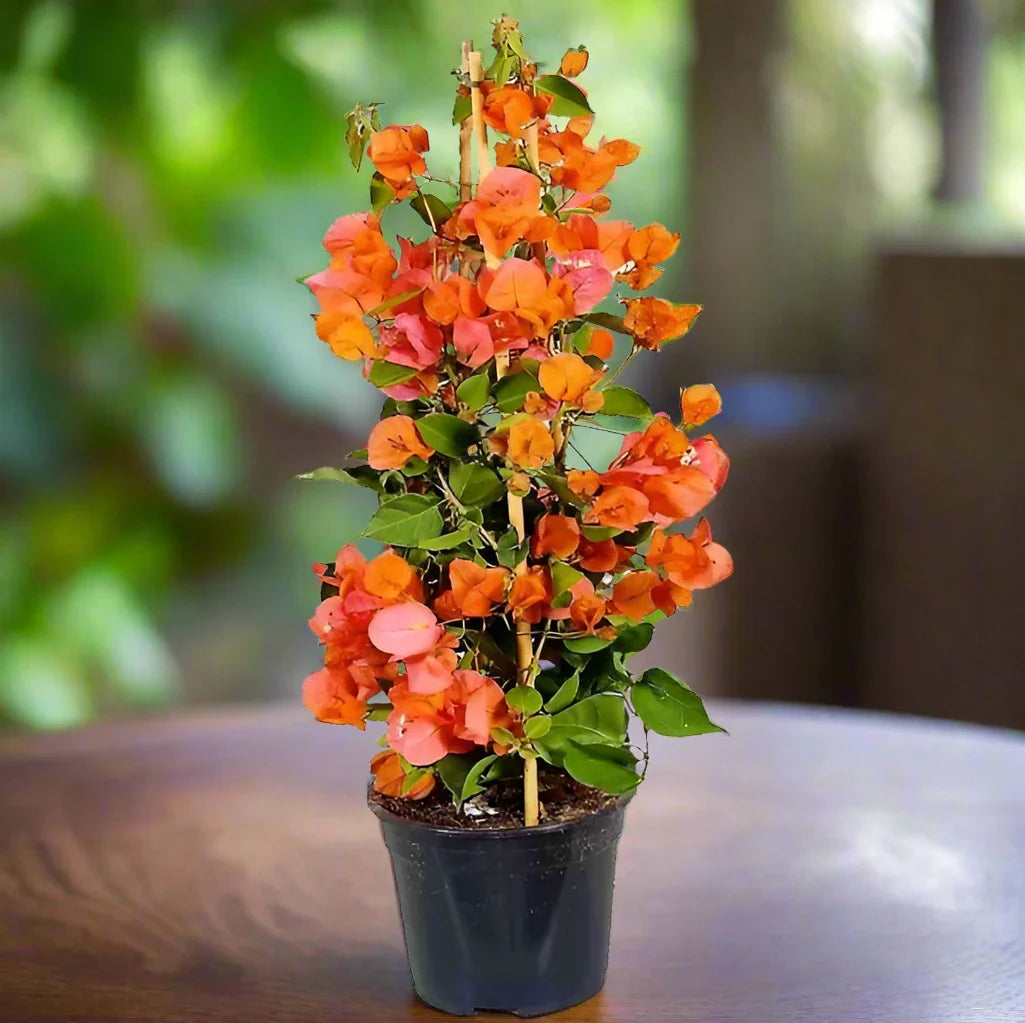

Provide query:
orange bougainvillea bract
left=298, top=19, right=732, bottom=816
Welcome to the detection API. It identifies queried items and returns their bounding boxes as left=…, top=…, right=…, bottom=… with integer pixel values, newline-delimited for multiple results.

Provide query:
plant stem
left=435, top=469, right=500, bottom=553
left=602, top=347, right=639, bottom=388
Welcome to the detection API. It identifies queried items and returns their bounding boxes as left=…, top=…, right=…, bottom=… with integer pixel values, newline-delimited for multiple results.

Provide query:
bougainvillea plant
left=300, top=19, right=732, bottom=827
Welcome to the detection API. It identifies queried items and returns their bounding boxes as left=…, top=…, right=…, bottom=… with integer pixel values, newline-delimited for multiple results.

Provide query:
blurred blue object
left=715, top=375, right=862, bottom=435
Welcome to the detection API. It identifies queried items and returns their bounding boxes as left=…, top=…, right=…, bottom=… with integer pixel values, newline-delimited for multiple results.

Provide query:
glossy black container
left=371, top=794, right=630, bottom=1017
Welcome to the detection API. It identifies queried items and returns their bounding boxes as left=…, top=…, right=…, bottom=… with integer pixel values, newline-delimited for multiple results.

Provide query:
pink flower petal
left=453, top=317, right=495, bottom=369
left=368, top=602, right=442, bottom=658
left=405, top=653, right=456, bottom=694
left=458, top=673, right=508, bottom=745
left=386, top=717, right=453, bottom=766
left=691, top=436, right=730, bottom=491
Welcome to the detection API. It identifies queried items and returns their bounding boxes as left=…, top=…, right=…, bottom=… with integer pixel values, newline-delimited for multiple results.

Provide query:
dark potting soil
left=370, top=767, right=619, bottom=830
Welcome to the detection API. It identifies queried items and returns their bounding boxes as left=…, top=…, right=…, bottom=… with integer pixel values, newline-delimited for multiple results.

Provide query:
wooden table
left=2, top=702, right=1024, bottom=1022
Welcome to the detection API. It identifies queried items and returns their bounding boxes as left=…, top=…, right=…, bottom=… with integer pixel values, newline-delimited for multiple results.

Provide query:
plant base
left=371, top=791, right=631, bottom=1017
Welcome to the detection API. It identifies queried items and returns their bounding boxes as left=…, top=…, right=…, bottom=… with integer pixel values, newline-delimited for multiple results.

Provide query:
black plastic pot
left=371, top=793, right=631, bottom=1017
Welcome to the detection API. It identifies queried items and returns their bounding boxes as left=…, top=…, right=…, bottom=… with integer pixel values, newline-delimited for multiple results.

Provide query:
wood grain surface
left=1, top=701, right=1024, bottom=1022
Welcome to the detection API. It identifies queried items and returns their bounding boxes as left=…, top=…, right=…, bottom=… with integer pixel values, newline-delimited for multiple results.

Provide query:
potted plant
left=299, top=18, right=732, bottom=1017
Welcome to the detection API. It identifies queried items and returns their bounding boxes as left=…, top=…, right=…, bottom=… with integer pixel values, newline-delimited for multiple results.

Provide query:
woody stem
left=602, top=346, right=639, bottom=388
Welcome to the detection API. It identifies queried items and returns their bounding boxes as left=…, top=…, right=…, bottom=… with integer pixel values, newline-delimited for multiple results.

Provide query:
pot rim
left=368, top=784, right=633, bottom=839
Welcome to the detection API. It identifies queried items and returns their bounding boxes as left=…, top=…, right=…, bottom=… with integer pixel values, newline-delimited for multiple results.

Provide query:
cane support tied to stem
left=462, top=43, right=540, bottom=828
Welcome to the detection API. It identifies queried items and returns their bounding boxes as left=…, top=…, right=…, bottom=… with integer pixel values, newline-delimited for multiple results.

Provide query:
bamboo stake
left=468, top=51, right=493, bottom=182
left=458, top=43, right=473, bottom=203
left=464, top=44, right=539, bottom=827
left=525, top=120, right=541, bottom=175
left=494, top=315, right=539, bottom=827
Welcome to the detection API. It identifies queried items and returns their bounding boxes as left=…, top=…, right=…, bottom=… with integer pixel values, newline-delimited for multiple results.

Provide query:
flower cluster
left=304, top=546, right=513, bottom=787
left=301, top=20, right=732, bottom=813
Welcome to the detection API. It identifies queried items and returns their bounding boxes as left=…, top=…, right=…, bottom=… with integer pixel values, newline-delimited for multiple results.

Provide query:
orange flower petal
left=314, top=311, right=375, bottom=361
left=623, top=298, right=702, bottom=350
left=532, top=514, right=581, bottom=560
left=585, top=485, right=649, bottom=530
left=560, top=47, right=589, bottom=78
left=601, top=139, right=641, bottom=166
left=368, top=124, right=429, bottom=190
left=570, top=594, right=606, bottom=631
left=478, top=257, right=548, bottom=312
left=585, top=328, right=615, bottom=361
left=577, top=537, right=618, bottom=572
left=538, top=352, right=603, bottom=411
left=626, top=223, right=680, bottom=266
left=680, top=383, right=722, bottom=427
left=363, top=552, right=416, bottom=602
left=568, top=469, right=601, bottom=497
left=506, top=418, right=555, bottom=469
left=610, top=570, right=659, bottom=621
left=367, top=415, right=435, bottom=470
left=370, top=749, right=436, bottom=799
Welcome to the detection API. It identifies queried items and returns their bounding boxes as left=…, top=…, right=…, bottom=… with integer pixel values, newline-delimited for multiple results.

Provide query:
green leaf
left=400, top=767, right=432, bottom=796
left=599, top=385, right=653, bottom=420
left=524, top=715, right=552, bottom=739
left=449, top=462, right=504, bottom=506
left=547, top=694, right=628, bottom=748
left=452, top=93, right=472, bottom=125
left=368, top=289, right=424, bottom=318
left=400, top=455, right=430, bottom=477
left=581, top=524, right=621, bottom=541
left=551, top=560, right=584, bottom=595
left=456, top=374, right=491, bottom=413
left=614, top=622, right=654, bottom=655
left=619, top=521, right=655, bottom=547
left=545, top=671, right=579, bottom=713
left=417, top=525, right=477, bottom=551
left=494, top=371, right=540, bottom=413
left=370, top=171, right=393, bottom=214
left=417, top=413, right=479, bottom=458
left=295, top=466, right=380, bottom=490
left=506, top=685, right=544, bottom=716
left=570, top=324, right=593, bottom=354
left=369, top=361, right=419, bottom=388
left=632, top=668, right=726, bottom=737
left=364, top=702, right=392, bottom=722
left=490, top=726, right=518, bottom=747
left=550, top=561, right=584, bottom=608
left=460, top=754, right=498, bottom=804
left=564, top=635, right=611, bottom=654
left=584, top=312, right=630, bottom=334
left=381, top=398, right=421, bottom=418
left=362, top=494, right=444, bottom=546
left=344, top=101, right=381, bottom=171
left=436, top=751, right=481, bottom=800
left=410, top=192, right=454, bottom=232
left=487, top=49, right=516, bottom=88
left=563, top=741, right=639, bottom=795
left=534, top=75, right=594, bottom=117
left=537, top=471, right=585, bottom=508
left=496, top=527, right=529, bottom=568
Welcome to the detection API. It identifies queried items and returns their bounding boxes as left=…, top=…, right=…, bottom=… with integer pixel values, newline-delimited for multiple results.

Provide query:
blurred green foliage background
left=1, top=0, right=1023, bottom=729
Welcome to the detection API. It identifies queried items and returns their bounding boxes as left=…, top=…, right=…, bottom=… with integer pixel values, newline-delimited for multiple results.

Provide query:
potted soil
left=299, top=18, right=732, bottom=1017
